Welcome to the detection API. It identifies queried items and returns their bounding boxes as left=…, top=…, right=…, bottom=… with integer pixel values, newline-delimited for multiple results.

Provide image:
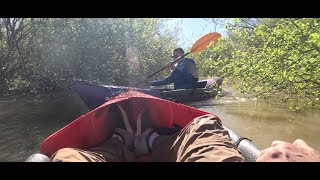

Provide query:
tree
left=195, top=18, right=320, bottom=111
left=0, top=18, right=181, bottom=97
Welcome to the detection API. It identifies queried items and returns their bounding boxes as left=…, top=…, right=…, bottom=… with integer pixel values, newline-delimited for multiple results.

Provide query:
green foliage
left=0, top=18, right=180, bottom=97
left=195, top=18, right=320, bottom=110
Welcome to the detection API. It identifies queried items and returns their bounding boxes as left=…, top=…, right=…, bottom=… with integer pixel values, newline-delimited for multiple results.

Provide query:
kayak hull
left=39, top=91, right=212, bottom=157
left=35, top=90, right=260, bottom=162
left=72, top=77, right=223, bottom=110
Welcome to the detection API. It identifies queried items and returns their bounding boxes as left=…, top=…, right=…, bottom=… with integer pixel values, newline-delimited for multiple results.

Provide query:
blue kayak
left=72, top=77, right=223, bottom=110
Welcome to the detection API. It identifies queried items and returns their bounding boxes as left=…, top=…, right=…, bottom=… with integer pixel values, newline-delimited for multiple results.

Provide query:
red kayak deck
left=40, top=90, right=220, bottom=159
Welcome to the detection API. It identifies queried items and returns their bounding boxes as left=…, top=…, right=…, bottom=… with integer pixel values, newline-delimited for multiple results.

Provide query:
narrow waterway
left=1, top=93, right=319, bottom=161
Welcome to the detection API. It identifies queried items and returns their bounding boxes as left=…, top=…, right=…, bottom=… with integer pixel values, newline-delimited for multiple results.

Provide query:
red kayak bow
left=40, top=90, right=219, bottom=157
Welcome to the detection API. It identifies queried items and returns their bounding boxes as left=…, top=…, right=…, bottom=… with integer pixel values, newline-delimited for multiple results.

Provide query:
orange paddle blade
left=190, top=32, right=221, bottom=53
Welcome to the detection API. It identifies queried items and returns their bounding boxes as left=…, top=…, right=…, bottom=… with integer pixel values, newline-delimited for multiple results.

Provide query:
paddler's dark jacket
left=151, top=57, right=198, bottom=89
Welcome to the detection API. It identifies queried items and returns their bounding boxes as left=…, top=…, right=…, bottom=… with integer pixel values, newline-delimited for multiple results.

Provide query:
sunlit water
left=189, top=97, right=320, bottom=151
left=1, top=93, right=319, bottom=161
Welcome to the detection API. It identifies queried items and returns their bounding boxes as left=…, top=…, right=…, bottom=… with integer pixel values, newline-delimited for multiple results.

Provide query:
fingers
left=257, top=140, right=292, bottom=162
left=259, top=147, right=270, bottom=156
left=257, top=146, right=275, bottom=160
left=271, top=139, right=310, bottom=148
left=292, top=139, right=310, bottom=149
left=271, top=140, right=289, bottom=147
left=256, top=152, right=267, bottom=162
left=257, top=139, right=317, bottom=162
left=256, top=147, right=287, bottom=162
left=256, top=147, right=281, bottom=162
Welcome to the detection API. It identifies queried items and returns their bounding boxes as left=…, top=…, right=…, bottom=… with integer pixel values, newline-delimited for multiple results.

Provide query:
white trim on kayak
left=115, top=103, right=134, bottom=133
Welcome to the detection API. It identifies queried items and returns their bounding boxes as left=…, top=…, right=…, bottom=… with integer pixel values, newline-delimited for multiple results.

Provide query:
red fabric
left=40, top=90, right=219, bottom=157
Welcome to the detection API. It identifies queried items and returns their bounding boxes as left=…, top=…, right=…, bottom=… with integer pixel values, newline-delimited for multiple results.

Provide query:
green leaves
left=0, top=18, right=180, bottom=96
left=310, top=33, right=320, bottom=46
left=196, top=18, right=320, bottom=111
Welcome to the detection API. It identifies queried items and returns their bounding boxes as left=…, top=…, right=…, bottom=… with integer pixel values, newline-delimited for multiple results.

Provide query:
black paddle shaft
left=134, top=52, right=191, bottom=87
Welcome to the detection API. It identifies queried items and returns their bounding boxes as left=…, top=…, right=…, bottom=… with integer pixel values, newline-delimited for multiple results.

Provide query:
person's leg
left=51, top=137, right=134, bottom=162
left=51, top=148, right=105, bottom=162
left=151, top=114, right=245, bottom=162
left=51, top=103, right=135, bottom=162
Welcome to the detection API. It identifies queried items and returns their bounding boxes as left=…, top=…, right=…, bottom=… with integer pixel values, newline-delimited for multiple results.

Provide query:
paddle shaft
left=133, top=52, right=190, bottom=87
left=147, top=52, right=190, bottom=79
left=132, top=32, right=221, bottom=87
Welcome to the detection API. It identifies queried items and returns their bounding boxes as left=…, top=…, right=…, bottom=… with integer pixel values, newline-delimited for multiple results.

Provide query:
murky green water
left=189, top=97, right=320, bottom=151
left=1, top=93, right=319, bottom=161
left=0, top=94, right=89, bottom=162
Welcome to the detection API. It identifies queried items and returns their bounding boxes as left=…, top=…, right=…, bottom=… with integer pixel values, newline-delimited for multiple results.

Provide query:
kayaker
left=50, top=104, right=320, bottom=162
left=150, top=48, right=198, bottom=89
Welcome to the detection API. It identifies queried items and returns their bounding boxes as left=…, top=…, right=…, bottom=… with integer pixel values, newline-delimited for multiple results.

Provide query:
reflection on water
left=0, top=93, right=320, bottom=161
left=189, top=97, right=320, bottom=151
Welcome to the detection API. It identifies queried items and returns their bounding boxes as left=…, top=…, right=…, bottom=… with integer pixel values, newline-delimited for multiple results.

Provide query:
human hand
left=256, top=139, right=320, bottom=162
